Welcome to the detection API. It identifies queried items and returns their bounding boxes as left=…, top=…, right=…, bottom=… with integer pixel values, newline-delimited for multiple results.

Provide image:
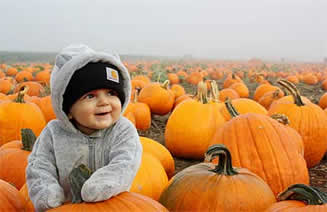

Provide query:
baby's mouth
left=95, top=112, right=110, bottom=116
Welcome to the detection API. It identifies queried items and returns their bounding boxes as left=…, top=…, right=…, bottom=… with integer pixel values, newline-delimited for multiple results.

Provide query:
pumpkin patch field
left=1, top=58, right=327, bottom=211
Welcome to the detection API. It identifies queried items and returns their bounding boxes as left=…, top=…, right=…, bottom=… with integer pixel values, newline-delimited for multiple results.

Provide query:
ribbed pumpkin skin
left=140, top=137, right=175, bottom=179
left=48, top=192, right=168, bottom=211
left=165, top=100, right=226, bottom=159
left=0, top=179, right=25, bottom=211
left=220, top=98, right=267, bottom=121
left=208, top=113, right=309, bottom=196
left=0, top=101, right=46, bottom=146
left=265, top=200, right=327, bottom=211
left=159, top=163, right=276, bottom=212
left=268, top=101, right=327, bottom=168
left=130, top=153, right=168, bottom=200
left=0, top=148, right=30, bottom=189
left=19, top=183, right=34, bottom=212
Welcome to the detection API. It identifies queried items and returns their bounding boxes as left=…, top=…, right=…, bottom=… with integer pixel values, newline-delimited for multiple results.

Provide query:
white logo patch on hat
left=106, top=67, right=119, bottom=83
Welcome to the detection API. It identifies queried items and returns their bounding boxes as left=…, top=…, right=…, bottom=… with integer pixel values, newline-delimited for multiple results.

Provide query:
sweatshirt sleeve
left=26, top=127, right=65, bottom=212
left=81, top=121, right=142, bottom=202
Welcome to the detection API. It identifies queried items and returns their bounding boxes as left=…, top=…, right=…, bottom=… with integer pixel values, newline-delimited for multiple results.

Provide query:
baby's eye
left=85, top=93, right=95, bottom=99
left=107, top=90, right=118, bottom=96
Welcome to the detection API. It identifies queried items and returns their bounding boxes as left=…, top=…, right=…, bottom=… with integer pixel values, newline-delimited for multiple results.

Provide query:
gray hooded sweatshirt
left=26, top=44, right=142, bottom=212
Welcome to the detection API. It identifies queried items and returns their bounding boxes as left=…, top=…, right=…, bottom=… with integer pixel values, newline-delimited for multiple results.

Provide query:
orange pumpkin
left=170, top=84, right=185, bottom=99
left=139, top=136, right=175, bottom=179
left=14, top=81, right=45, bottom=97
left=318, top=92, right=327, bottom=109
left=208, top=100, right=309, bottom=196
left=268, top=80, right=327, bottom=168
left=165, top=81, right=226, bottom=159
left=0, top=179, right=25, bottom=211
left=218, top=88, right=240, bottom=102
left=49, top=192, right=168, bottom=211
left=229, top=82, right=249, bottom=98
left=138, top=81, right=175, bottom=115
left=0, top=87, right=46, bottom=146
left=130, top=153, right=168, bottom=200
left=124, top=89, right=151, bottom=130
left=159, top=144, right=276, bottom=211
left=265, top=184, right=327, bottom=211
left=15, top=71, right=33, bottom=83
left=0, top=129, right=36, bottom=189
left=220, top=98, right=267, bottom=121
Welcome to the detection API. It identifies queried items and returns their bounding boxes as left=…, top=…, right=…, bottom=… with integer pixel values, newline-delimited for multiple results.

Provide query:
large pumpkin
left=208, top=100, right=309, bottom=196
left=159, top=144, right=276, bottom=211
left=0, top=86, right=46, bottom=146
left=268, top=79, right=327, bottom=168
left=49, top=192, right=168, bottom=211
left=265, top=184, right=327, bottom=211
left=48, top=163, right=168, bottom=211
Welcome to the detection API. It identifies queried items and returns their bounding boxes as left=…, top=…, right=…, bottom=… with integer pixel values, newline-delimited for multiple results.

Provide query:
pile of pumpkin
left=1, top=61, right=327, bottom=211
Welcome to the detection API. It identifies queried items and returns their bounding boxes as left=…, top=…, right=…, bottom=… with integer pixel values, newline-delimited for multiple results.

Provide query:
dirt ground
left=138, top=77, right=327, bottom=192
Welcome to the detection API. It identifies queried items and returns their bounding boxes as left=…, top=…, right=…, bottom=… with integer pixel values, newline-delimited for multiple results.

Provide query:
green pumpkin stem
left=278, top=184, right=327, bottom=205
left=15, top=86, right=29, bottom=103
left=69, top=164, right=93, bottom=203
left=277, top=80, right=305, bottom=106
left=205, top=144, right=238, bottom=176
left=21, top=128, right=36, bottom=151
left=224, top=98, right=240, bottom=117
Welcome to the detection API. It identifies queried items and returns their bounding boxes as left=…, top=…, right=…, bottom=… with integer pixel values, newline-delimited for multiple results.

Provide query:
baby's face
left=68, top=88, right=121, bottom=135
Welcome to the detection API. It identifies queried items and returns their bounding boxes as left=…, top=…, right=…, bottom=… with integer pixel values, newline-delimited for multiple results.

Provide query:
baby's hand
left=69, top=164, right=93, bottom=203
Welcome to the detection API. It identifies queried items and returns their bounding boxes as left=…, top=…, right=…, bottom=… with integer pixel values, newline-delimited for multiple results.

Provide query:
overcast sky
left=1, top=0, right=326, bottom=61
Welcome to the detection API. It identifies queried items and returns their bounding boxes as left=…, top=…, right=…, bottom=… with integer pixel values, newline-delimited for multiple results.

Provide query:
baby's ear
left=68, top=113, right=73, bottom=120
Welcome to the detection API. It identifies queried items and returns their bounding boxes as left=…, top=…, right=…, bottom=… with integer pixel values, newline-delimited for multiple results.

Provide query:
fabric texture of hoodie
left=25, top=44, right=142, bottom=212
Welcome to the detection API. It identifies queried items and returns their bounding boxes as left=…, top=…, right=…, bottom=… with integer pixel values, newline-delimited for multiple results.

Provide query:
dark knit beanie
left=63, top=62, right=125, bottom=114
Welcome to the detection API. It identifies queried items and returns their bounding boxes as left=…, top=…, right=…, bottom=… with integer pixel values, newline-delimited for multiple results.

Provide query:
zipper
left=88, top=137, right=96, bottom=173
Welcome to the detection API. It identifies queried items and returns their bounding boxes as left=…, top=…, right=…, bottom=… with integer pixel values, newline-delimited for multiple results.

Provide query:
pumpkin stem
left=133, top=88, right=141, bottom=103
left=210, top=80, right=220, bottom=103
left=205, top=144, right=238, bottom=176
left=21, top=128, right=36, bottom=151
left=270, top=114, right=290, bottom=125
left=161, top=80, right=170, bottom=90
left=278, top=184, right=327, bottom=205
left=196, top=81, right=208, bottom=104
left=69, top=164, right=93, bottom=203
left=15, top=86, right=29, bottom=103
left=224, top=98, right=239, bottom=117
left=277, top=80, right=305, bottom=106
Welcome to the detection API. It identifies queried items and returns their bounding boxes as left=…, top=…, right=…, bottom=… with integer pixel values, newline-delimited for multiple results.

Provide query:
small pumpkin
left=0, top=129, right=36, bottom=189
left=138, top=80, right=175, bottom=115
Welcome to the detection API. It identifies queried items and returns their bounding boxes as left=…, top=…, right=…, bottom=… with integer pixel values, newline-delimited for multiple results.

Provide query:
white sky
left=1, top=0, right=327, bottom=61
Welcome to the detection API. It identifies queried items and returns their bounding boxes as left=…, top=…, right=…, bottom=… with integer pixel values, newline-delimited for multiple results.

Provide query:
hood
left=50, top=44, right=131, bottom=133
